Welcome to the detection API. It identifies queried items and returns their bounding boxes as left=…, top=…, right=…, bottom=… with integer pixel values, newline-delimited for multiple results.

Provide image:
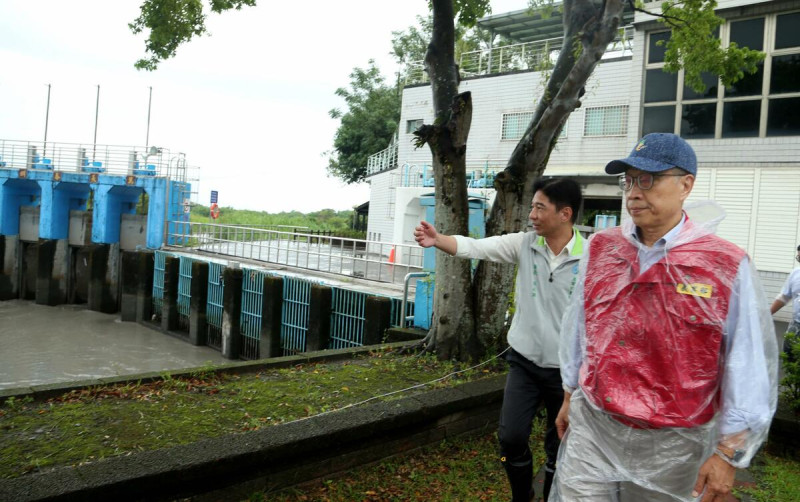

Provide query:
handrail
left=168, top=222, right=425, bottom=285
left=401, top=272, right=431, bottom=328
left=0, top=138, right=199, bottom=182
left=366, top=142, right=399, bottom=176
left=404, top=25, right=634, bottom=85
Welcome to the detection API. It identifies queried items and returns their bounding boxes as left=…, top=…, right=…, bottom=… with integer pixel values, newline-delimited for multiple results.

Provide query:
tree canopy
left=129, top=0, right=256, bottom=71
left=325, top=62, right=401, bottom=184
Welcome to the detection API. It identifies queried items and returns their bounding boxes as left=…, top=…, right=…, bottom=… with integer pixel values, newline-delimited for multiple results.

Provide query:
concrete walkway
left=0, top=300, right=227, bottom=390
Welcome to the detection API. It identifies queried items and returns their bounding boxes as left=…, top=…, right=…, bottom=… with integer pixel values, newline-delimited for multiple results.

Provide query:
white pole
left=92, top=84, right=100, bottom=159
left=43, top=84, right=51, bottom=158
left=145, top=86, right=152, bottom=149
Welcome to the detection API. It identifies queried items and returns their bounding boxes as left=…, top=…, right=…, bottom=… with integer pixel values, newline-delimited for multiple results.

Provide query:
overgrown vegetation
left=0, top=350, right=502, bottom=479
left=259, top=429, right=800, bottom=502
left=260, top=429, right=543, bottom=501
left=736, top=453, right=800, bottom=502
left=189, top=205, right=365, bottom=239
left=780, top=331, right=800, bottom=413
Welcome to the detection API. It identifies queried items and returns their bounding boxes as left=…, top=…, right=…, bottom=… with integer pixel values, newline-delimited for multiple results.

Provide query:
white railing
left=168, top=222, right=425, bottom=285
left=405, top=25, right=634, bottom=85
left=0, top=138, right=198, bottom=183
left=366, top=142, right=399, bottom=176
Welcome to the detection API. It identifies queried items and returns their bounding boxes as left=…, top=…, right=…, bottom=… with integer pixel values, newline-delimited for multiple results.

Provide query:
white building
left=365, top=0, right=800, bottom=322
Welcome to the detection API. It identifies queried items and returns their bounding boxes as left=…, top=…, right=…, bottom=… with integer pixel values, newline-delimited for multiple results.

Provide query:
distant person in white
left=770, top=244, right=800, bottom=353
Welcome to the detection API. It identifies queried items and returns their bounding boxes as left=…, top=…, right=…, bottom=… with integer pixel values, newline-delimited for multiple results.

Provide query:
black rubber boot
left=501, top=454, right=534, bottom=502
left=542, top=466, right=555, bottom=501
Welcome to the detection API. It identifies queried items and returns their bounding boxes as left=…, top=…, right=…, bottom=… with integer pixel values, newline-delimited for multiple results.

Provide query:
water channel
left=0, top=300, right=228, bottom=390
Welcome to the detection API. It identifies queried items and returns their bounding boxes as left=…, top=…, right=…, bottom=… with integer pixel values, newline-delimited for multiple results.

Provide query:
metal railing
left=169, top=223, right=424, bottom=285
left=394, top=161, right=507, bottom=189
left=366, top=142, right=399, bottom=176
left=0, top=139, right=199, bottom=182
left=405, top=25, right=634, bottom=85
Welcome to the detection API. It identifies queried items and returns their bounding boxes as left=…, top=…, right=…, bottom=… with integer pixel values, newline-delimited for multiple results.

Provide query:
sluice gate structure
left=0, top=138, right=423, bottom=361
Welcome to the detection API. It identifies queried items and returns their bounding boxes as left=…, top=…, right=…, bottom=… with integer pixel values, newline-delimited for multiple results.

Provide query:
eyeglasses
left=619, top=173, right=687, bottom=191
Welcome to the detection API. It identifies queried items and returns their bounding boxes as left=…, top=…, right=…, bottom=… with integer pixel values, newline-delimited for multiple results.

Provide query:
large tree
left=411, top=0, right=763, bottom=361
left=131, top=0, right=763, bottom=362
left=326, top=62, right=401, bottom=184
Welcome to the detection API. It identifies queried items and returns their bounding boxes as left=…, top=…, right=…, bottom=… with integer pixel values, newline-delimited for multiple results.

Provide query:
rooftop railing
left=405, top=25, right=635, bottom=85
left=365, top=141, right=399, bottom=177
left=0, top=138, right=198, bottom=183
left=393, top=161, right=507, bottom=189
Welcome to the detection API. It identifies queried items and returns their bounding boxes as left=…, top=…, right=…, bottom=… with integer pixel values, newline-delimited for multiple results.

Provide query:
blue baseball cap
left=605, top=133, right=697, bottom=176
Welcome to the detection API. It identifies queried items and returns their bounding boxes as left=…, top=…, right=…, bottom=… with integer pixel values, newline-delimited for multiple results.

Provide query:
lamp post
left=43, top=84, right=51, bottom=159
left=145, top=86, right=152, bottom=150
left=92, top=85, right=100, bottom=159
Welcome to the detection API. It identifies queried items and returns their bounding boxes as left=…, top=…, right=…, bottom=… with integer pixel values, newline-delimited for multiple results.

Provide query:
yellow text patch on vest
left=677, top=283, right=713, bottom=298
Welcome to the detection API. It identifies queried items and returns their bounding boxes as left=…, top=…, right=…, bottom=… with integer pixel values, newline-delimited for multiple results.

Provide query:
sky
left=0, top=1, right=528, bottom=213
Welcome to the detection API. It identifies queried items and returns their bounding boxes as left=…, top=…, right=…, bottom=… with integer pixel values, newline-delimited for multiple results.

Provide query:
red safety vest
left=581, top=224, right=745, bottom=428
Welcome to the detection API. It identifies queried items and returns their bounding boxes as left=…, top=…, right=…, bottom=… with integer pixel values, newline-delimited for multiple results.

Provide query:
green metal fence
left=329, top=289, right=367, bottom=349
left=152, top=250, right=167, bottom=319
left=280, top=276, right=315, bottom=356
left=206, top=262, right=224, bottom=350
left=240, top=268, right=267, bottom=360
left=177, top=256, right=192, bottom=333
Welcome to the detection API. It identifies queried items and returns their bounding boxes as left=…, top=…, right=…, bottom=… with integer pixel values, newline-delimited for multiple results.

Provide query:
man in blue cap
left=549, top=133, right=778, bottom=502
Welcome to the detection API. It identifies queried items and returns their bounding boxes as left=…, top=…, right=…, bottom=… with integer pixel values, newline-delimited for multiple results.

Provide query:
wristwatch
left=716, top=445, right=746, bottom=463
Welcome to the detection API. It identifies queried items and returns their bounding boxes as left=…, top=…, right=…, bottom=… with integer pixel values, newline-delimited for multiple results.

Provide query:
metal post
left=401, top=272, right=429, bottom=328
left=43, top=84, right=51, bottom=159
left=145, top=86, right=152, bottom=149
left=93, top=85, right=100, bottom=159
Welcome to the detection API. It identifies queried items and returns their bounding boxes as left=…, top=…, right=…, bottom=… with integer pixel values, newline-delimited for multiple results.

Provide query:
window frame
left=405, top=119, right=424, bottom=134
left=501, top=111, right=534, bottom=141
left=641, top=11, right=800, bottom=139
left=583, top=104, right=629, bottom=137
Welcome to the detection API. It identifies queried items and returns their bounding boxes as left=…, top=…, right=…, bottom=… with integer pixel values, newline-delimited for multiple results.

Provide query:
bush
left=781, top=330, right=800, bottom=413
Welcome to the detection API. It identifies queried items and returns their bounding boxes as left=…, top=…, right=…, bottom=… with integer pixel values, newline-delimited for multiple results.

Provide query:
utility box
left=414, top=194, right=487, bottom=329
left=68, top=210, right=93, bottom=246
left=19, top=205, right=40, bottom=243
left=120, top=214, right=148, bottom=251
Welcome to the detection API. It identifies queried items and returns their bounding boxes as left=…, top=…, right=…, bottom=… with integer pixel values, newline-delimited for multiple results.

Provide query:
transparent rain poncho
left=552, top=201, right=778, bottom=501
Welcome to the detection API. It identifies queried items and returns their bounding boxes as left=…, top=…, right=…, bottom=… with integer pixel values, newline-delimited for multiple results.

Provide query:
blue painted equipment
left=413, top=193, right=487, bottom=329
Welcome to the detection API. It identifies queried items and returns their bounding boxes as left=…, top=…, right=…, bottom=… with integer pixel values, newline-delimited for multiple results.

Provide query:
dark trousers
left=499, top=348, right=564, bottom=476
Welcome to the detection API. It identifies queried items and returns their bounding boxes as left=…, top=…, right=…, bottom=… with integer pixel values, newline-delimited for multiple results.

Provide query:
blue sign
left=210, top=190, right=218, bottom=204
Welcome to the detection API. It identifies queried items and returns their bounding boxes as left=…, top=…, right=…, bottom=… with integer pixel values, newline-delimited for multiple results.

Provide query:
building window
left=406, top=119, right=424, bottom=134
left=501, top=112, right=534, bottom=140
left=584, top=105, right=628, bottom=136
left=642, top=12, right=800, bottom=139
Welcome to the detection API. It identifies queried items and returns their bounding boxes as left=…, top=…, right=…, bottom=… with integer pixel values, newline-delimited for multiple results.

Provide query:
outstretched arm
left=770, top=298, right=786, bottom=315
left=414, top=220, right=457, bottom=255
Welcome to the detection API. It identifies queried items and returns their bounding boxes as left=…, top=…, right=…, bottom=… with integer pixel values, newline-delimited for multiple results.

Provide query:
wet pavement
left=0, top=300, right=228, bottom=390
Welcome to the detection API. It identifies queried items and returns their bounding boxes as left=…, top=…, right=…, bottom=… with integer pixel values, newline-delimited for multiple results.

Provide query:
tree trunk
left=420, top=0, right=477, bottom=360
left=473, top=0, right=625, bottom=351
left=420, top=0, right=625, bottom=361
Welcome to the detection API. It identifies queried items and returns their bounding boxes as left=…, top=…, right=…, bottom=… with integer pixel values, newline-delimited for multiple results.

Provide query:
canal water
left=0, top=300, right=228, bottom=390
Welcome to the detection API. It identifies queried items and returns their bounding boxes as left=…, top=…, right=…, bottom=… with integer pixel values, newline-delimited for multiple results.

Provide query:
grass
left=736, top=453, right=800, bottom=501
left=0, top=349, right=503, bottom=479
left=257, top=428, right=545, bottom=502
left=256, top=429, right=800, bottom=502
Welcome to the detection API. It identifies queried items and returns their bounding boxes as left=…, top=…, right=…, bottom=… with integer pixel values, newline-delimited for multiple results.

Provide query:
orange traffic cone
left=388, top=246, right=396, bottom=263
